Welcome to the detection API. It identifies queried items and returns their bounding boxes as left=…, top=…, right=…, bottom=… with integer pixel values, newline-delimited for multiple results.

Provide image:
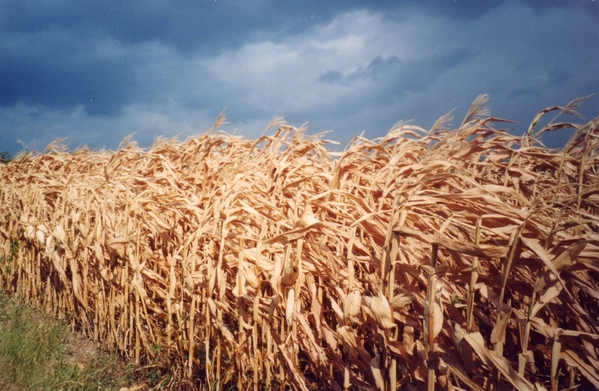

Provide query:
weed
left=0, top=292, right=132, bottom=390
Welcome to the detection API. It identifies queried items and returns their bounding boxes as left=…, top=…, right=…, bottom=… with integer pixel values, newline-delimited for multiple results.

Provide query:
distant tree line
left=0, top=151, right=11, bottom=164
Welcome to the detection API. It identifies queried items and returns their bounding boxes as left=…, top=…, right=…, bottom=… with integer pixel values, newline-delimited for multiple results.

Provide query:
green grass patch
left=0, top=291, right=133, bottom=391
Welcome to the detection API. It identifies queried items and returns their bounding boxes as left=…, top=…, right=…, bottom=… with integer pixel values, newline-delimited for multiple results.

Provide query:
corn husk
left=1, top=97, right=598, bottom=390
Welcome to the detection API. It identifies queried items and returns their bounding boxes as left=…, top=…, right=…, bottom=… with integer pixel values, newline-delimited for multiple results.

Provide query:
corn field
left=1, top=95, right=598, bottom=390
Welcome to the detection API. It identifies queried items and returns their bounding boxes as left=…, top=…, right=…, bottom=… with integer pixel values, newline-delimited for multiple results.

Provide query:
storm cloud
left=0, top=0, right=597, bottom=156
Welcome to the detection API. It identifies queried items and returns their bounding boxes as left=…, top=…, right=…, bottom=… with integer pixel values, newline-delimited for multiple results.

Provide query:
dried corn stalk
left=1, top=97, right=598, bottom=390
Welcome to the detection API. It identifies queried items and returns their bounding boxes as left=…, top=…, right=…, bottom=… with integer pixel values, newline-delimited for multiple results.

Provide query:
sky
left=1, top=0, right=598, bottom=157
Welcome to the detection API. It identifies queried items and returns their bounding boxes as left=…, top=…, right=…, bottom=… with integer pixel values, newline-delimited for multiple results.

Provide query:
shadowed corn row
left=1, top=96, right=598, bottom=390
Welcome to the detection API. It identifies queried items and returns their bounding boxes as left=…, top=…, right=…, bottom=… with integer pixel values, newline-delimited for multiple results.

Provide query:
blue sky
left=1, top=0, right=598, bottom=157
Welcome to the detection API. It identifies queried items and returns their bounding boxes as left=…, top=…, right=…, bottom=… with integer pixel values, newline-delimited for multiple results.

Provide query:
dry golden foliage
left=1, top=96, right=598, bottom=390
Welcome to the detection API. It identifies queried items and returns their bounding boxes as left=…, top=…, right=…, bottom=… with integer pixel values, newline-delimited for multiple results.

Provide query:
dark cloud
left=0, top=0, right=536, bottom=117
left=317, top=70, right=345, bottom=85
left=0, top=30, right=138, bottom=115
left=1, top=1, right=318, bottom=55
left=318, top=49, right=472, bottom=92
left=317, top=56, right=403, bottom=86
left=520, top=0, right=599, bottom=18
left=410, top=0, right=598, bottom=21
left=0, top=1, right=522, bottom=55
left=0, top=0, right=596, bottom=158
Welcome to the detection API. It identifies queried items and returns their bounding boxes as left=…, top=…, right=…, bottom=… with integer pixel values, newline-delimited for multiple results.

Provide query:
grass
left=0, top=290, right=133, bottom=391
